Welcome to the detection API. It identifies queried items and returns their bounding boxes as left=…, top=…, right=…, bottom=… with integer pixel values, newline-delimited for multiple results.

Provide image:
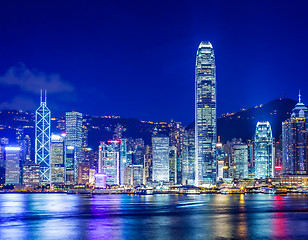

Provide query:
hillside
left=217, top=98, right=297, bottom=142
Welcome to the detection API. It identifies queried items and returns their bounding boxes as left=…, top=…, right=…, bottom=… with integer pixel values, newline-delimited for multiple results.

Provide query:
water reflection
left=271, top=195, right=289, bottom=240
left=1, top=194, right=308, bottom=239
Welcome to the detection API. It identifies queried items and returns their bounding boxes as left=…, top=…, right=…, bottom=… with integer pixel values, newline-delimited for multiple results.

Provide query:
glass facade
left=152, top=135, right=169, bottom=182
left=5, top=147, right=20, bottom=185
left=65, top=145, right=76, bottom=184
left=65, top=111, right=83, bottom=183
left=50, top=134, right=65, bottom=185
left=119, top=139, right=127, bottom=185
left=254, top=122, right=274, bottom=179
left=182, top=129, right=195, bottom=185
left=169, top=146, right=177, bottom=184
left=282, top=93, right=308, bottom=175
left=234, top=144, right=249, bottom=179
left=99, top=141, right=120, bottom=185
left=124, top=164, right=144, bottom=186
left=195, top=41, right=216, bottom=185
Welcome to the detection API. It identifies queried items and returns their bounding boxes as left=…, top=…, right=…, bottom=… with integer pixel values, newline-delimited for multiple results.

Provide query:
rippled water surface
left=1, top=193, right=308, bottom=239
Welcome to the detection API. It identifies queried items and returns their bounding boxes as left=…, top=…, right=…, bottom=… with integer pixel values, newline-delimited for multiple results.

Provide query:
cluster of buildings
left=1, top=42, right=308, bottom=190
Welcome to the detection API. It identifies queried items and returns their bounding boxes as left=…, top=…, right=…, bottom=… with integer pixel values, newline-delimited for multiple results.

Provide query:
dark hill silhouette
left=217, top=98, right=297, bottom=142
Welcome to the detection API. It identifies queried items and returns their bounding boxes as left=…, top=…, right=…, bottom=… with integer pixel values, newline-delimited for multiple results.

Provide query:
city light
left=5, top=147, right=21, bottom=151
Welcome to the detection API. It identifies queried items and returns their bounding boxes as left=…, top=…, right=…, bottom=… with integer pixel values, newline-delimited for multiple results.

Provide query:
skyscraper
left=65, top=145, right=76, bottom=184
left=195, top=41, right=217, bottom=185
left=50, top=134, right=65, bottom=185
left=35, top=90, right=51, bottom=184
left=182, top=128, right=195, bottom=185
left=5, top=147, right=21, bottom=185
left=152, top=135, right=169, bottom=182
left=98, top=141, right=120, bottom=185
left=119, top=139, right=127, bottom=185
left=254, top=121, right=274, bottom=179
left=65, top=111, right=83, bottom=182
left=282, top=92, right=308, bottom=175
left=0, top=138, right=9, bottom=185
left=233, top=144, right=249, bottom=179
left=169, top=146, right=177, bottom=184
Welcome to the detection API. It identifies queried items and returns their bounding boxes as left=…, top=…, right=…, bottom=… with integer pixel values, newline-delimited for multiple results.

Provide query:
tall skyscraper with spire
left=195, top=41, right=217, bottom=186
left=282, top=91, right=308, bottom=175
left=35, top=90, right=51, bottom=184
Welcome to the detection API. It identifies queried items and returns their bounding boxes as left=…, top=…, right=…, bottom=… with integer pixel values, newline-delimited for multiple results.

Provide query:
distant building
left=65, top=111, right=83, bottom=181
left=234, top=144, right=249, bottom=179
left=152, top=135, right=169, bottom=182
left=83, top=147, right=98, bottom=172
left=0, top=138, right=9, bottom=185
left=23, top=163, right=40, bottom=187
left=50, top=134, right=65, bottom=185
left=95, top=173, right=107, bottom=188
left=23, top=135, right=31, bottom=162
left=89, top=169, right=96, bottom=185
left=98, top=141, right=120, bottom=185
left=282, top=92, right=308, bottom=175
left=223, top=138, right=243, bottom=179
left=168, top=120, right=184, bottom=184
left=119, top=139, right=127, bottom=185
left=169, top=146, right=177, bottom=184
left=216, top=139, right=228, bottom=180
left=195, top=41, right=217, bottom=186
left=143, top=145, right=152, bottom=184
left=247, top=140, right=255, bottom=178
left=65, top=145, right=76, bottom=185
left=182, top=129, right=195, bottom=185
left=125, top=164, right=144, bottom=186
left=254, top=122, right=274, bottom=179
left=78, top=162, right=90, bottom=185
left=274, top=140, right=283, bottom=177
left=5, top=147, right=21, bottom=185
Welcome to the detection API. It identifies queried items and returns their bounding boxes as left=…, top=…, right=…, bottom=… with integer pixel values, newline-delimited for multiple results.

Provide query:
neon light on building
left=35, top=90, right=51, bottom=184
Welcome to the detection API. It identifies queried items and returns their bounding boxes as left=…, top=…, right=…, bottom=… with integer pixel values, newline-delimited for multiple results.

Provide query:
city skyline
left=2, top=2, right=308, bottom=239
left=0, top=1, right=308, bottom=124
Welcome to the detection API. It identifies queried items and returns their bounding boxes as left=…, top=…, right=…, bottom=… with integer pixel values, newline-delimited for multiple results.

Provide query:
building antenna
left=299, top=89, right=301, bottom=103
left=40, top=89, right=43, bottom=103
left=45, top=90, right=47, bottom=103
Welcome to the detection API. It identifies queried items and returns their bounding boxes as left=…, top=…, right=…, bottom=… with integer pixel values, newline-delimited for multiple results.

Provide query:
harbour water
left=1, top=193, right=308, bottom=239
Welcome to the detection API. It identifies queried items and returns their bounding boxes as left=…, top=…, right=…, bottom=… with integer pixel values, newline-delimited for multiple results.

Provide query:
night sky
left=0, top=0, right=307, bottom=124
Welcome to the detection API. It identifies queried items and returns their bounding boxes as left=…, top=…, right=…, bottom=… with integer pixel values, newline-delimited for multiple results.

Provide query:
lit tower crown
left=195, top=41, right=217, bottom=186
left=35, top=90, right=51, bottom=184
left=291, top=90, right=308, bottom=119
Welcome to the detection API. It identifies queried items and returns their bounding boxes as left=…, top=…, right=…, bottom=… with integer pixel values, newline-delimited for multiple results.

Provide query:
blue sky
left=0, top=0, right=307, bottom=124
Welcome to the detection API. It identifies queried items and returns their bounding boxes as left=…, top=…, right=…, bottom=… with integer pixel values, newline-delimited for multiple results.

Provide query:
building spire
left=299, top=90, right=301, bottom=103
left=40, top=89, right=43, bottom=103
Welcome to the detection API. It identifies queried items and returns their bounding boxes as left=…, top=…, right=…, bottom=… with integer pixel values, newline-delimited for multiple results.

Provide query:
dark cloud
left=0, top=95, right=37, bottom=111
left=0, top=63, right=74, bottom=94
